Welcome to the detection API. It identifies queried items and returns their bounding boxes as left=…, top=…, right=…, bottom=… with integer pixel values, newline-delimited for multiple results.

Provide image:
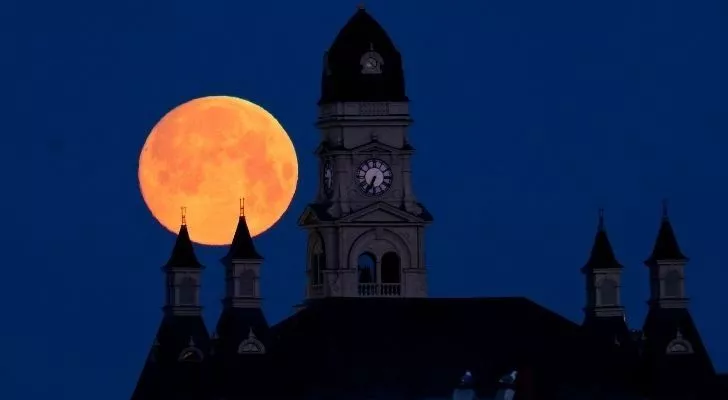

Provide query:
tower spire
left=223, top=203, right=262, bottom=263
left=582, top=208, right=626, bottom=327
left=165, top=209, right=202, bottom=269
left=582, top=208, right=621, bottom=271
left=646, top=200, right=687, bottom=263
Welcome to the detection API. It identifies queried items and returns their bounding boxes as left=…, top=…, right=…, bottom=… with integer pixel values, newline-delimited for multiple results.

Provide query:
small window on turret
left=666, top=330, right=694, bottom=355
left=360, top=46, right=383, bottom=75
left=179, top=276, right=197, bottom=305
left=664, top=270, right=682, bottom=298
left=178, top=347, right=203, bottom=362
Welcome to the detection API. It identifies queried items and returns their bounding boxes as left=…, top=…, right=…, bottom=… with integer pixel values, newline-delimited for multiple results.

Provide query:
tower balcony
left=358, top=283, right=401, bottom=297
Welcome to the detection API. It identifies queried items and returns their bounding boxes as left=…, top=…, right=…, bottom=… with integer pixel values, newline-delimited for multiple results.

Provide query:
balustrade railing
left=358, top=283, right=401, bottom=297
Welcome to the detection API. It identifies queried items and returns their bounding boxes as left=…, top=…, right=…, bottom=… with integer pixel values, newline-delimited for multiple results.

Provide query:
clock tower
left=298, top=6, right=432, bottom=300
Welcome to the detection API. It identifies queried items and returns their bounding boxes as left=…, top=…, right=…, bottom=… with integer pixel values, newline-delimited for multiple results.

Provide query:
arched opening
left=310, top=238, right=326, bottom=286
left=238, top=269, right=255, bottom=297
left=665, top=270, right=682, bottom=298
left=179, top=276, right=197, bottom=305
left=598, top=279, right=618, bottom=306
left=357, top=252, right=376, bottom=284
left=178, top=347, right=203, bottom=362
left=381, top=252, right=401, bottom=284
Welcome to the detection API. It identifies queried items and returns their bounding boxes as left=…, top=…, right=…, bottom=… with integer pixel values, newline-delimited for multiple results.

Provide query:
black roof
left=581, top=210, right=622, bottom=271
left=319, top=7, right=408, bottom=104
left=639, top=307, right=717, bottom=396
left=222, top=216, right=262, bottom=262
left=210, top=307, right=272, bottom=399
left=268, top=297, right=629, bottom=399
left=131, top=315, right=211, bottom=400
left=645, top=212, right=687, bottom=264
left=163, top=224, right=202, bottom=269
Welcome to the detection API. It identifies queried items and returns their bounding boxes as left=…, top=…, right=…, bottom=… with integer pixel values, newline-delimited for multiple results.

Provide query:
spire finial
left=357, top=3, right=365, bottom=10
left=597, top=208, right=605, bottom=231
left=240, top=198, right=245, bottom=217
left=369, top=42, right=374, bottom=51
left=181, top=206, right=187, bottom=226
left=662, top=198, right=669, bottom=220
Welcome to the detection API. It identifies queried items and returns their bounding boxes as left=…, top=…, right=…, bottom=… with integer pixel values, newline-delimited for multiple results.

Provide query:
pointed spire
left=582, top=208, right=622, bottom=271
left=222, top=198, right=263, bottom=262
left=164, top=207, right=202, bottom=269
left=645, top=199, right=687, bottom=263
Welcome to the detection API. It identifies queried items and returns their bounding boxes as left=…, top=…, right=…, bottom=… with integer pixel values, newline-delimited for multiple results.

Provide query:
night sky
left=3, top=0, right=728, bottom=398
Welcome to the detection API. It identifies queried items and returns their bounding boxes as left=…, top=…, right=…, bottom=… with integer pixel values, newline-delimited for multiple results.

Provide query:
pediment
left=339, top=203, right=423, bottom=224
left=298, top=207, right=319, bottom=226
left=350, top=141, right=400, bottom=154
left=298, top=204, right=334, bottom=226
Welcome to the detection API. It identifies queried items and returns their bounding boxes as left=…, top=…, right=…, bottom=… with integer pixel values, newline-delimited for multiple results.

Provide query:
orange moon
left=138, top=96, right=298, bottom=245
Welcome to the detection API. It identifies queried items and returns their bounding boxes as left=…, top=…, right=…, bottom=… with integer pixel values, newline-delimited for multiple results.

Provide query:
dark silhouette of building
left=130, top=6, right=726, bottom=400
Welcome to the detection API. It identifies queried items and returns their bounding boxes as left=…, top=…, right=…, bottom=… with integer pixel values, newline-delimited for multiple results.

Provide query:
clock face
left=357, top=158, right=393, bottom=196
left=323, top=160, right=333, bottom=196
left=365, top=57, right=378, bottom=69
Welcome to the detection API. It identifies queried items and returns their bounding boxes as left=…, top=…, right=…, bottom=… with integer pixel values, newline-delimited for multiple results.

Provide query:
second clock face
left=323, top=160, right=333, bottom=196
left=356, top=158, right=393, bottom=196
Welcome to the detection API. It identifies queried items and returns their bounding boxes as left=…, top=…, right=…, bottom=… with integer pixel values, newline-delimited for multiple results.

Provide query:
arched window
left=381, top=252, right=401, bottom=284
left=598, top=279, right=618, bottom=306
left=238, top=269, right=255, bottom=297
left=357, top=252, right=376, bottom=284
left=665, top=270, right=681, bottom=298
left=310, top=239, right=326, bottom=286
left=179, top=276, right=197, bottom=305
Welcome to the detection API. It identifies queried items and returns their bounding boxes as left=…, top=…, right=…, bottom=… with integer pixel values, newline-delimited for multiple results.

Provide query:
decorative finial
left=240, top=198, right=245, bottom=217
left=676, top=328, right=683, bottom=339
left=369, top=42, right=374, bottom=51
left=662, top=198, right=669, bottom=220
left=357, top=3, right=365, bottom=10
left=248, top=327, right=256, bottom=339
left=181, top=206, right=187, bottom=226
left=597, top=208, right=605, bottom=231
left=188, top=337, right=196, bottom=347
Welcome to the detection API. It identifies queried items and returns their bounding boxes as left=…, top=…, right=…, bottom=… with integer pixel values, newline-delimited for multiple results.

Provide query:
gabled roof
left=163, top=224, right=202, bottom=269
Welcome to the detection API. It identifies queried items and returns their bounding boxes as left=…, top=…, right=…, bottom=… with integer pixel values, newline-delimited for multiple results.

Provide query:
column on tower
left=130, top=208, right=211, bottom=400
left=638, top=202, right=716, bottom=398
left=581, top=209, right=628, bottom=344
left=210, top=199, right=272, bottom=399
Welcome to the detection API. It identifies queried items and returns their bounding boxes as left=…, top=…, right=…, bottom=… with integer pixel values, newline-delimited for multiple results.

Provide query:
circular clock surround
left=356, top=158, right=393, bottom=196
left=323, top=160, right=334, bottom=197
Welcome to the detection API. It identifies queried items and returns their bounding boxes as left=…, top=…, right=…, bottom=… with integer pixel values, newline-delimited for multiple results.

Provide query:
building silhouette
left=130, top=6, right=727, bottom=400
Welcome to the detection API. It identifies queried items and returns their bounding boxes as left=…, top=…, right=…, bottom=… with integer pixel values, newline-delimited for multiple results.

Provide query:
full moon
left=138, top=96, right=298, bottom=245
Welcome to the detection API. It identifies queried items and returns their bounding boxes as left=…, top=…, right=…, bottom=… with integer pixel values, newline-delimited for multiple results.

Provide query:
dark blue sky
left=2, top=0, right=728, bottom=398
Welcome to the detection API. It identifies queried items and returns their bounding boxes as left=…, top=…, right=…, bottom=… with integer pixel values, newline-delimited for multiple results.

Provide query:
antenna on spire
left=662, top=198, right=669, bottom=220
left=597, top=208, right=605, bottom=231
left=239, top=198, right=245, bottom=217
left=181, top=206, right=187, bottom=226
